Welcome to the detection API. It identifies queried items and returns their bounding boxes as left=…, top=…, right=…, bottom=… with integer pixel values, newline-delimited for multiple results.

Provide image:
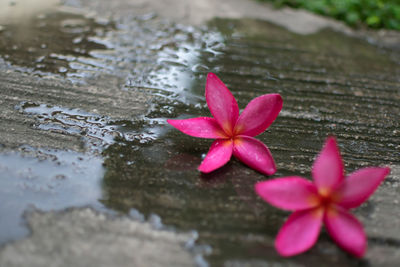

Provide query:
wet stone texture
left=0, top=0, right=400, bottom=266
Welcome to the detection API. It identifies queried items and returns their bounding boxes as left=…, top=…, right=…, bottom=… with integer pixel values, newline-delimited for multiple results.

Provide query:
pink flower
left=255, top=137, right=390, bottom=257
left=167, top=73, right=283, bottom=175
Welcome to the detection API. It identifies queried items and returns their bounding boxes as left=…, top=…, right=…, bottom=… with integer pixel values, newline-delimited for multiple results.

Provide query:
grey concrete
left=0, top=208, right=202, bottom=267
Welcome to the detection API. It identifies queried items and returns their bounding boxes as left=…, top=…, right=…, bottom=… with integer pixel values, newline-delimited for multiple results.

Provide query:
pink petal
left=324, top=206, right=366, bottom=257
left=198, top=139, right=233, bottom=173
left=232, top=136, right=276, bottom=175
left=275, top=208, right=323, bottom=257
left=234, top=94, right=283, bottom=137
left=205, top=73, right=239, bottom=136
left=167, top=117, right=228, bottom=139
left=336, top=167, right=390, bottom=209
left=312, top=136, right=344, bottom=194
left=255, top=177, right=320, bottom=211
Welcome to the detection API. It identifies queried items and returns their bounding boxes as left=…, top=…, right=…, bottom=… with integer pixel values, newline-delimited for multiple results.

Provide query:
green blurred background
left=259, top=0, right=400, bottom=30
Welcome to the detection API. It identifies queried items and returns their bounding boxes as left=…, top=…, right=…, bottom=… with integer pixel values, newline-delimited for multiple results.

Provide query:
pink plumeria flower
left=255, top=136, right=390, bottom=257
left=167, top=73, right=282, bottom=175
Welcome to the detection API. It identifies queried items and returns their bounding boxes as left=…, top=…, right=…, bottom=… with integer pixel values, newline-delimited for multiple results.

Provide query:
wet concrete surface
left=0, top=0, right=400, bottom=266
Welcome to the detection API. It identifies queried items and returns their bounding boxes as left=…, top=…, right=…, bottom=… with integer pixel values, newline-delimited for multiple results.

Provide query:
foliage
left=260, top=0, right=400, bottom=30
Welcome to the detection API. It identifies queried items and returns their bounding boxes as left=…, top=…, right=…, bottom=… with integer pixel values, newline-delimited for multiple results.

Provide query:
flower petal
left=275, top=208, right=323, bottom=257
left=336, top=167, right=390, bottom=209
left=167, top=117, right=227, bottom=139
left=312, top=136, right=344, bottom=194
left=234, top=94, right=283, bottom=137
left=206, top=73, right=239, bottom=136
left=232, top=136, right=276, bottom=175
left=198, top=139, right=233, bottom=173
left=324, top=206, right=366, bottom=258
left=255, top=177, right=320, bottom=211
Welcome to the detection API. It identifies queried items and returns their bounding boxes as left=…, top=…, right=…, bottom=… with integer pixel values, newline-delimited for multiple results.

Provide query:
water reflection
left=17, top=102, right=126, bottom=151
left=0, top=149, right=104, bottom=243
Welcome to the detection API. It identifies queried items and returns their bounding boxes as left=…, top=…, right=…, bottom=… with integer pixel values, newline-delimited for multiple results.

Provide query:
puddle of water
left=17, top=102, right=125, bottom=150
left=0, top=148, right=104, bottom=243
left=15, top=101, right=161, bottom=152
